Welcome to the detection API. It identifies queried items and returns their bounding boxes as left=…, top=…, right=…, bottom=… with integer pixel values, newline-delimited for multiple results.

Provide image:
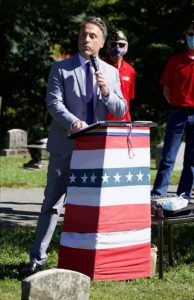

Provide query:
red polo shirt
left=105, top=58, right=136, bottom=121
left=160, top=51, right=194, bottom=107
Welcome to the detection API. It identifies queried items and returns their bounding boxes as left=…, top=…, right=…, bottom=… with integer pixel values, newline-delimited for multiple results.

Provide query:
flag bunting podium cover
left=58, top=122, right=155, bottom=281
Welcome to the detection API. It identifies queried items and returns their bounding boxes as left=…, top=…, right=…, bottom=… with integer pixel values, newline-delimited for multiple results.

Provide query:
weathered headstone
left=21, top=269, right=90, bottom=300
left=155, top=142, right=185, bottom=171
left=6, top=129, right=27, bottom=148
left=23, top=138, right=49, bottom=169
left=0, top=129, right=29, bottom=156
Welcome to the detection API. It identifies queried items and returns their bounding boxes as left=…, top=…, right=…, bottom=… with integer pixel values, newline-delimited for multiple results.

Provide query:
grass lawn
left=0, top=156, right=194, bottom=299
left=0, top=156, right=181, bottom=188
left=0, top=156, right=47, bottom=188
left=0, top=225, right=194, bottom=300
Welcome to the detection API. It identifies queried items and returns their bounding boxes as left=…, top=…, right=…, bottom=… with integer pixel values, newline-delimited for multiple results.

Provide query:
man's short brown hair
left=80, top=16, right=107, bottom=41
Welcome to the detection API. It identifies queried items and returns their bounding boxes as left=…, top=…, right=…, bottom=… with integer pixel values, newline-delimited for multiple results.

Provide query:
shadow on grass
left=0, top=225, right=61, bottom=280
left=151, top=222, right=194, bottom=268
left=0, top=262, right=28, bottom=281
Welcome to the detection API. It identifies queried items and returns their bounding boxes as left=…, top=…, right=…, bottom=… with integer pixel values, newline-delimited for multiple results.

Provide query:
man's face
left=186, top=28, right=194, bottom=40
left=108, top=40, right=128, bottom=50
left=78, top=23, right=104, bottom=59
left=107, top=39, right=128, bottom=60
left=186, top=25, right=194, bottom=51
left=108, top=39, right=128, bottom=53
left=186, top=25, right=194, bottom=37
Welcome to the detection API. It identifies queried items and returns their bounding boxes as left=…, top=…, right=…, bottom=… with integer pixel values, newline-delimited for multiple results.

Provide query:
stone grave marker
left=0, top=129, right=29, bottom=156
left=23, top=138, right=49, bottom=169
left=21, top=268, right=90, bottom=300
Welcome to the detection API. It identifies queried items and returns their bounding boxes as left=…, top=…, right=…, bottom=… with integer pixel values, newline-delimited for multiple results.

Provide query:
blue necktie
left=85, top=62, right=94, bottom=125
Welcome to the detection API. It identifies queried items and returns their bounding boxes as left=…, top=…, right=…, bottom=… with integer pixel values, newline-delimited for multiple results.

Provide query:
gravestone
left=0, top=129, right=29, bottom=156
left=155, top=142, right=185, bottom=170
left=21, top=269, right=90, bottom=300
left=23, top=138, right=49, bottom=169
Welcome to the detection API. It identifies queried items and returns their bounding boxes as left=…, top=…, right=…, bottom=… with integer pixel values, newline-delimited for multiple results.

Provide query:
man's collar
left=79, top=54, right=89, bottom=67
left=79, top=53, right=99, bottom=67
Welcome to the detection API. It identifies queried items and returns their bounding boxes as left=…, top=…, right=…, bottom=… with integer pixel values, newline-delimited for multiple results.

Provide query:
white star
left=125, top=171, right=133, bottom=182
left=113, top=172, right=121, bottom=182
left=81, top=173, right=88, bottom=183
left=147, top=174, right=150, bottom=181
left=136, top=171, right=144, bottom=181
left=90, top=173, right=97, bottom=183
left=69, top=173, right=76, bottom=183
left=102, top=172, right=110, bottom=183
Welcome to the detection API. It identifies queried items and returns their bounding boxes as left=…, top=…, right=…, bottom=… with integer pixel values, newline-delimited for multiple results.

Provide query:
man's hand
left=95, top=71, right=110, bottom=97
left=71, top=120, right=87, bottom=134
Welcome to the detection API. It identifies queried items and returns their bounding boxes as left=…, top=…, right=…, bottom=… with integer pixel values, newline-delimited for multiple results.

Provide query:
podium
left=58, top=121, right=156, bottom=281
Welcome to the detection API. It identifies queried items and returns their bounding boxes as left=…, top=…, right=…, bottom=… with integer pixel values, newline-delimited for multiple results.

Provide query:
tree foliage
left=0, top=0, right=193, bottom=145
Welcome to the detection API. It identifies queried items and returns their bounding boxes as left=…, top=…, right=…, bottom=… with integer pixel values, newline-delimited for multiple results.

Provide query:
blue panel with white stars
left=69, top=167, right=150, bottom=187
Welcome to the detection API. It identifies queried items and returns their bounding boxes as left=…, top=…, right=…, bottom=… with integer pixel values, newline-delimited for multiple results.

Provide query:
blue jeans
left=151, top=107, right=194, bottom=199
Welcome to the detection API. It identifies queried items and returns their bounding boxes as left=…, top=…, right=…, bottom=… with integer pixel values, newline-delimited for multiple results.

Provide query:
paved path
left=0, top=187, right=64, bottom=227
left=0, top=186, right=193, bottom=227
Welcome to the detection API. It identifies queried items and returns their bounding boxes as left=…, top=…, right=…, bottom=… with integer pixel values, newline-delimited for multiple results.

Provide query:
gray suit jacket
left=46, top=53, right=126, bottom=156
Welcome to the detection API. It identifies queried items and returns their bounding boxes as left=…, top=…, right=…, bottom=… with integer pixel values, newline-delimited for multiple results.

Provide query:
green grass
left=0, top=156, right=181, bottom=188
left=90, top=267, right=194, bottom=300
left=0, top=225, right=194, bottom=300
left=1, top=156, right=193, bottom=300
left=0, top=156, right=47, bottom=187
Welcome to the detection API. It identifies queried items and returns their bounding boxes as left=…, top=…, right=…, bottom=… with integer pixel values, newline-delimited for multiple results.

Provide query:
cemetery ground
left=0, top=156, right=194, bottom=300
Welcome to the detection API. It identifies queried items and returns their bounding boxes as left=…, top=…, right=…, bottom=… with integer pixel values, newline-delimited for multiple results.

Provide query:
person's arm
left=47, top=62, right=87, bottom=133
left=163, top=85, right=171, bottom=104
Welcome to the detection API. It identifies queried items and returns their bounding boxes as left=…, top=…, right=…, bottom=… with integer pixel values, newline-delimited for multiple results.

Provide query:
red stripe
left=63, top=204, right=151, bottom=232
left=75, top=135, right=150, bottom=150
left=58, top=242, right=151, bottom=281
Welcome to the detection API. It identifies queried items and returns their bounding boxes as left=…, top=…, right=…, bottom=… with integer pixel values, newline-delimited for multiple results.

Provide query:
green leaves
left=0, top=0, right=193, bottom=145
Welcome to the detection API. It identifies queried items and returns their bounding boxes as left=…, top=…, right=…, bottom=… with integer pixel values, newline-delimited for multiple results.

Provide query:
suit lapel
left=73, top=54, right=86, bottom=103
left=94, top=59, right=104, bottom=110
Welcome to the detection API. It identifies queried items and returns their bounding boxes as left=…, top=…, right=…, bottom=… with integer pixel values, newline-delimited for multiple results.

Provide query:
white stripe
left=66, top=185, right=150, bottom=206
left=60, top=228, right=151, bottom=250
left=92, top=128, right=149, bottom=135
left=70, top=148, right=150, bottom=169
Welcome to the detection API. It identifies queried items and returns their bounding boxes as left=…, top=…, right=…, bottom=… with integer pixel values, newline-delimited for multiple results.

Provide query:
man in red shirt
left=151, top=20, right=194, bottom=200
left=105, top=30, right=136, bottom=121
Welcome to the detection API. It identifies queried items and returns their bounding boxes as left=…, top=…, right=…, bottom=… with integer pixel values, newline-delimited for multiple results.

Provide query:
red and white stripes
left=58, top=126, right=151, bottom=281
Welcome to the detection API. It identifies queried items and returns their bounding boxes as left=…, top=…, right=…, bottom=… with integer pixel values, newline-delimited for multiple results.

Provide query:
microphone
left=90, top=55, right=99, bottom=72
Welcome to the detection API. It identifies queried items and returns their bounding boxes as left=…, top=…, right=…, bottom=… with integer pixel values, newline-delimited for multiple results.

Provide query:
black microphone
left=90, top=55, right=99, bottom=72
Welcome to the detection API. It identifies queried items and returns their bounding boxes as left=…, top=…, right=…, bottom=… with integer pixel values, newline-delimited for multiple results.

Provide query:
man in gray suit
left=24, top=16, right=126, bottom=274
